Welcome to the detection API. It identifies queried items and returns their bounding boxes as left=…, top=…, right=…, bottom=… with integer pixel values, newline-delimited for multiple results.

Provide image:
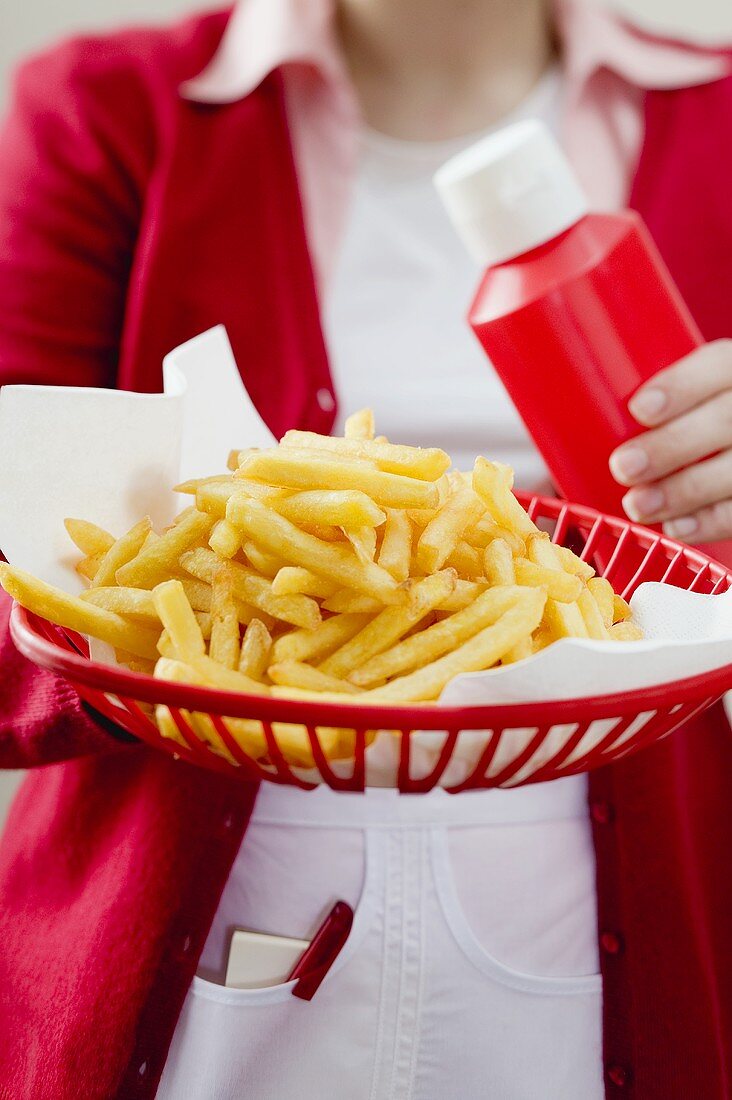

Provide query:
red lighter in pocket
left=288, top=900, right=354, bottom=1001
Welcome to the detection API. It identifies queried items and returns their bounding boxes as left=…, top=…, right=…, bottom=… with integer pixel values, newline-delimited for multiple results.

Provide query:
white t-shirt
left=325, top=68, right=562, bottom=486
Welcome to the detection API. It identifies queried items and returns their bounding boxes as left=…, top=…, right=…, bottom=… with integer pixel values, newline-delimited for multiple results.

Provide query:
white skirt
left=157, top=779, right=603, bottom=1100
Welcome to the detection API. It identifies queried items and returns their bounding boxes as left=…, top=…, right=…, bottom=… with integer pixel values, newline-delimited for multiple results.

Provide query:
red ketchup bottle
left=435, top=120, right=729, bottom=565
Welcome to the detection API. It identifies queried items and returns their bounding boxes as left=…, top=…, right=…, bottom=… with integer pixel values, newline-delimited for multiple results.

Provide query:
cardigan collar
left=180, top=0, right=730, bottom=105
left=181, top=0, right=346, bottom=102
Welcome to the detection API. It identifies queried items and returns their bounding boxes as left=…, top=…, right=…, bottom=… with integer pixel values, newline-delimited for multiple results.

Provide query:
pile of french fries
left=0, top=408, right=641, bottom=768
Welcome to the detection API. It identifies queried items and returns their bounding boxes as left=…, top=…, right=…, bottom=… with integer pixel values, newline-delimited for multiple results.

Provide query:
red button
left=591, top=800, right=615, bottom=824
left=600, top=931, right=624, bottom=955
left=607, top=1064, right=631, bottom=1087
left=217, top=810, right=239, bottom=837
left=171, top=933, right=195, bottom=962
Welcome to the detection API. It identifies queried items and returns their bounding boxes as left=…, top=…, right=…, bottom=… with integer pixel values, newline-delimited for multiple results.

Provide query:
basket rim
left=11, top=604, right=731, bottom=730
left=8, top=492, right=732, bottom=731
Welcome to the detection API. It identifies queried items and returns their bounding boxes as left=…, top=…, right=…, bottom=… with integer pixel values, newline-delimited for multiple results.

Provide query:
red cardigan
left=1, top=11, right=732, bottom=1098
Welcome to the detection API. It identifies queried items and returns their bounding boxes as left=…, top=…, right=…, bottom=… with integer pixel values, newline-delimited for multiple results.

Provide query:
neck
left=336, top=0, right=556, bottom=141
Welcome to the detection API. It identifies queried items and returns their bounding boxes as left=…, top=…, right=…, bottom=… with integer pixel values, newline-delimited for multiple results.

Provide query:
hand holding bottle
left=610, top=340, right=732, bottom=541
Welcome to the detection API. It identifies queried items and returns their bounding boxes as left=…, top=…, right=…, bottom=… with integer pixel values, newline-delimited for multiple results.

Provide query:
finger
left=621, top=449, right=732, bottom=524
left=628, top=340, right=732, bottom=426
left=663, top=500, right=732, bottom=545
left=609, top=390, right=732, bottom=486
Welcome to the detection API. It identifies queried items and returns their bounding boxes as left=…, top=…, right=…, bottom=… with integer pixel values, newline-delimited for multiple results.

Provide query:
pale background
left=0, top=0, right=730, bottom=825
left=2, top=0, right=732, bottom=110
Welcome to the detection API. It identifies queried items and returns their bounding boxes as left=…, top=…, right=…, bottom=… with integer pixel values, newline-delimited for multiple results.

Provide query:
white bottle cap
left=434, top=119, right=589, bottom=266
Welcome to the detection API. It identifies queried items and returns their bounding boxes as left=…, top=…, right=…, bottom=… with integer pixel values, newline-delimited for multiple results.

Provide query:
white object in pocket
left=225, top=929, right=310, bottom=990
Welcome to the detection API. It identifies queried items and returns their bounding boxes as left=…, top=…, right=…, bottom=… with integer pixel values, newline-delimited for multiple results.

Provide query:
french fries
left=242, top=541, right=284, bottom=578
left=473, top=458, right=537, bottom=539
left=343, top=526, right=378, bottom=565
left=209, top=520, right=242, bottom=560
left=513, top=558, right=584, bottom=603
left=349, top=585, right=524, bottom=687
left=526, top=534, right=588, bottom=640
left=319, top=570, right=456, bottom=680
left=226, top=495, right=402, bottom=604
left=152, top=579, right=206, bottom=662
left=272, top=490, right=385, bottom=530
left=363, top=589, right=546, bottom=702
left=180, top=548, right=322, bottom=629
left=80, top=586, right=159, bottom=621
left=270, top=567, right=338, bottom=599
left=279, top=431, right=450, bottom=480
left=0, top=408, right=644, bottom=770
left=117, top=510, right=214, bottom=588
left=481, top=540, right=532, bottom=664
left=577, top=586, right=610, bottom=640
left=271, top=612, right=373, bottom=664
left=378, top=508, right=412, bottom=583
left=239, top=450, right=440, bottom=509
left=76, top=554, right=105, bottom=582
left=344, top=408, right=375, bottom=440
left=609, top=620, right=644, bottom=641
left=417, top=482, right=484, bottom=573
left=64, top=519, right=115, bottom=558
left=321, top=591, right=382, bottom=614
left=0, top=563, right=159, bottom=659
left=93, top=517, right=152, bottom=587
left=268, top=661, right=363, bottom=695
left=587, top=577, right=615, bottom=628
left=209, top=565, right=241, bottom=669
left=238, top=618, right=272, bottom=680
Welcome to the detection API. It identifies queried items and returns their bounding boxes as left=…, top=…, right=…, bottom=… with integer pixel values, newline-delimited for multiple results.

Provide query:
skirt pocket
left=430, top=825, right=602, bottom=994
left=156, top=832, right=383, bottom=1100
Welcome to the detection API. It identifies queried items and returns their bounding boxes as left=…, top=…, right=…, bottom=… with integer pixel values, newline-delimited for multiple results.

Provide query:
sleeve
left=0, top=40, right=151, bottom=766
left=0, top=595, right=134, bottom=767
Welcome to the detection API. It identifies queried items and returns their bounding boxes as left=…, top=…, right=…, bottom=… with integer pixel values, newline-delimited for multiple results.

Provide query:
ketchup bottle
left=435, top=120, right=729, bottom=564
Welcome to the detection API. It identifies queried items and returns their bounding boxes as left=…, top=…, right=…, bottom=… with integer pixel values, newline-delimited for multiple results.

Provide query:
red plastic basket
left=10, top=494, right=732, bottom=793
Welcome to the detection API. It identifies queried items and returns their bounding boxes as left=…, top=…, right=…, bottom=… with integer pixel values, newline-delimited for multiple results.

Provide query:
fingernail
left=610, top=446, right=650, bottom=482
left=664, top=516, right=699, bottom=539
left=623, top=486, right=665, bottom=521
left=629, top=387, right=667, bottom=422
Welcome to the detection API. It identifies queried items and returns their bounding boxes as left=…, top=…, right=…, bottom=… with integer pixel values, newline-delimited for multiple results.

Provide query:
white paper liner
left=1, top=326, right=730, bottom=787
